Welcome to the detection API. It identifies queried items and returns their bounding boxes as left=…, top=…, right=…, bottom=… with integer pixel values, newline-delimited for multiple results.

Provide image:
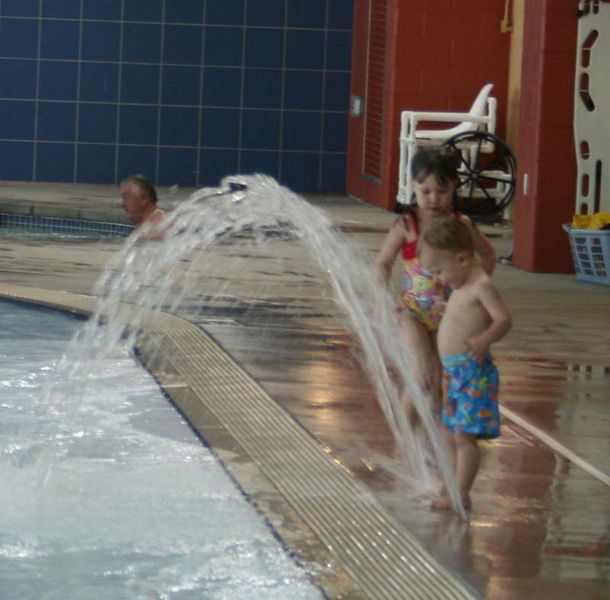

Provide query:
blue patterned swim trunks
left=440, top=352, right=501, bottom=439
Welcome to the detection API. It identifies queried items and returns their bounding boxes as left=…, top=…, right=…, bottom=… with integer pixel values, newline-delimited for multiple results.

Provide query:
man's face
left=120, top=182, right=148, bottom=225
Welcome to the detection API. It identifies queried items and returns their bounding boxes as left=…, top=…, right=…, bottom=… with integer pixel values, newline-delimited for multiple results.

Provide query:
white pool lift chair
left=396, top=83, right=515, bottom=217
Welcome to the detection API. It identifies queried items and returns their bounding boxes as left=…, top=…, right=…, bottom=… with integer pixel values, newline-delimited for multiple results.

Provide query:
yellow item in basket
left=571, top=212, right=610, bottom=230
left=571, top=214, right=590, bottom=229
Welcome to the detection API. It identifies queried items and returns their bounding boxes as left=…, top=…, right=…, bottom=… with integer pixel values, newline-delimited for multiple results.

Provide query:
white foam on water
left=0, top=301, right=326, bottom=599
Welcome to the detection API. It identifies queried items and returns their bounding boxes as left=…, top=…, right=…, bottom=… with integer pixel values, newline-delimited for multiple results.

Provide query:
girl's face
left=412, top=174, right=456, bottom=218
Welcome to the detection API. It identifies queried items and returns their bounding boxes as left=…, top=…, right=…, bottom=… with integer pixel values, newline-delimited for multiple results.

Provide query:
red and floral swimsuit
left=399, top=213, right=449, bottom=331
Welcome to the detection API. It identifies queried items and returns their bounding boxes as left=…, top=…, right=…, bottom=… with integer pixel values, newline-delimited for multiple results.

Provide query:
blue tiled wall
left=0, top=0, right=353, bottom=192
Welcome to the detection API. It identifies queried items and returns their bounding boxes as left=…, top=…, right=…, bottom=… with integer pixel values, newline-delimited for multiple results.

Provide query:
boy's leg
left=454, top=432, right=479, bottom=509
left=431, top=431, right=478, bottom=511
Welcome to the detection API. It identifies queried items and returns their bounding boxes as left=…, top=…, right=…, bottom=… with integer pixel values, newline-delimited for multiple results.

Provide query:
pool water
left=0, top=226, right=117, bottom=238
left=0, top=300, right=325, bottom=600
left=0, top=212, right=133, bottom=238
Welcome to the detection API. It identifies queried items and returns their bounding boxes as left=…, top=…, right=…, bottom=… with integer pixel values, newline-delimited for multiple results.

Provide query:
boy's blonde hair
left=420, top=216, right=474, bottom=253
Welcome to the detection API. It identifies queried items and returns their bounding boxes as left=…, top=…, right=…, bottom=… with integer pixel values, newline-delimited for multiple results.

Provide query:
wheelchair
left=396, top=83, right=517, bottom=220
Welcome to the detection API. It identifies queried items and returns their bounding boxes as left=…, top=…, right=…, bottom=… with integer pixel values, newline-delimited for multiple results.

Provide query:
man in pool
left=120, top=174, right=166, bottom=237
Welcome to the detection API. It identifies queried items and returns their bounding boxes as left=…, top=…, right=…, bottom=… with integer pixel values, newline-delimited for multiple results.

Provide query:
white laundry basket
left=563, top=225, right=610, bottom=286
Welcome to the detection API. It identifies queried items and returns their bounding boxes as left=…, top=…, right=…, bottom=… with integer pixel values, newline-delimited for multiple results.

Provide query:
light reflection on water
left=0, top=300, right=325, bottom=600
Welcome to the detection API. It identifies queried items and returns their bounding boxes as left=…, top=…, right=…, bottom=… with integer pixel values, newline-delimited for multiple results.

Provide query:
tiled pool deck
left=0, top=181, right=608, bottom=599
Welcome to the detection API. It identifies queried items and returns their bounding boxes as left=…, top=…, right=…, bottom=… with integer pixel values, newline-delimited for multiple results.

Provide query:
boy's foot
left=430, top=496, right=472, bottom=511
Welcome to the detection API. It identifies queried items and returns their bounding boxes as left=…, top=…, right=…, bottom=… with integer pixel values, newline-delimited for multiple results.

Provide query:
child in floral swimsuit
left=376, top=149, right=496, bottom=422
left=399, top=207, right=449, bottom=331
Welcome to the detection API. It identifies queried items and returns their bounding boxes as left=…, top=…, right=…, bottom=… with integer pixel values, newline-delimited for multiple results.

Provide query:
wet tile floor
left=201, top=300, right=609, bottom=600
left=0, top=182, right=608, bottom=599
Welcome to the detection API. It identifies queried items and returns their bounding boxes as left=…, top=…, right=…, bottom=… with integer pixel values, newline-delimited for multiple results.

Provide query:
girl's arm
left=460, top=215, right=496, bottom=274
left=375, top=217, right=407, bottom=286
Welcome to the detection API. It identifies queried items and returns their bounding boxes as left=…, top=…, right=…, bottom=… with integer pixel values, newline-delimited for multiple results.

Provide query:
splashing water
left=57, top=173, right=466, bottom=519
left=0, top=302, right=327, bottom=600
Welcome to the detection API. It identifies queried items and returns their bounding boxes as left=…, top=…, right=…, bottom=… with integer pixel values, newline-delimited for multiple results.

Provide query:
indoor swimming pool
left=0, top=299, right=325, bottom=600
left=0, top=213, right=133, bottom=238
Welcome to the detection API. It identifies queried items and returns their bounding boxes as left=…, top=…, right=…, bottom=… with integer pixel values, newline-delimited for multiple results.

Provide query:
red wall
left=512, top=1, right=577, bottom=273
left=347, top=0, right=511, bottom=210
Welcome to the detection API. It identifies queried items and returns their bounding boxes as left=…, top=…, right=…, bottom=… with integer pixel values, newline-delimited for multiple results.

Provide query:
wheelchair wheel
left=443, top=131, right=516, bottom=219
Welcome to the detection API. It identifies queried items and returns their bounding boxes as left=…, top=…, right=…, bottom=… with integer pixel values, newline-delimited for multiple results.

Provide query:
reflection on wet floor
left=202, top=305, right=609, bottom=599
left=0, top=186, right=608, bottom=599
left=498, top=355, right=610, bottom=480
left=164, top=215, right=610, bottom=598
left=190, top=227, right=610, bottom=598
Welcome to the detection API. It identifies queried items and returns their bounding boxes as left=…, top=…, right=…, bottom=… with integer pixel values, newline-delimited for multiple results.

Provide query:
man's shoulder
left=148, top=207, right=166, bottom=224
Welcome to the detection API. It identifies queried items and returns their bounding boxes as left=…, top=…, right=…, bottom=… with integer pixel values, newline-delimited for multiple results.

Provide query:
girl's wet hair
left=410, top=147, right=459, bottom=185
left=394, top=147, right=460, bottom=214
left=394, top=148, right=459, bottom=213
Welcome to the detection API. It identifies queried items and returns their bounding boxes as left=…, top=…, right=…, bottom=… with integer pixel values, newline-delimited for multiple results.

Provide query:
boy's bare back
left=438, top=264, right=510, bottom=358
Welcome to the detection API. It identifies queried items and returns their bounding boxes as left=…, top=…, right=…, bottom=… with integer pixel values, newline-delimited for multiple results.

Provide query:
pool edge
left=0, top=283, right=478, bottom=600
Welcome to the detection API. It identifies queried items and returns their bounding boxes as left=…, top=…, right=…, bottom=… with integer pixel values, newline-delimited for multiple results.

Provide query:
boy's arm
left=467, top=281, right=512, bottom=358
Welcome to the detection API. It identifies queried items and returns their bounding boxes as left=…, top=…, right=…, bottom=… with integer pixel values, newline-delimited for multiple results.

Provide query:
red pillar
left=512, top=1, right=578, bottom=272
left=346, top=0, right=510, bottom=211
